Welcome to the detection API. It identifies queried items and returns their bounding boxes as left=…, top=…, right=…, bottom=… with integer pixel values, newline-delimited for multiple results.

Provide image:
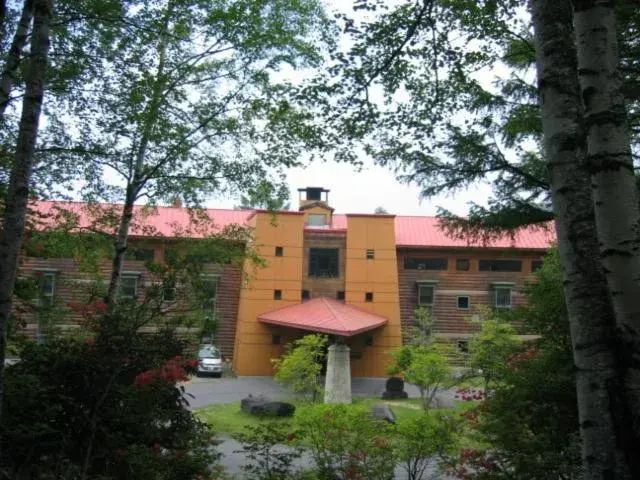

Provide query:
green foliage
left=467, top=309, right=521, bottom=393
left=404, top=306, right=435, bottom=346
left=234, top=422, right=302, bottom=480
left=295, top=403, right=395, bottom=480
left=235, top=180, right=291, bottom=211
left=272, top=334, right=327, bottom=401
left=455, top=251, right=582, bottom=479
left=394, top=413, right=460, bottom=480
left=389, top=345, right=454, bottom=410
left=0, top=308, right=221, bottom=479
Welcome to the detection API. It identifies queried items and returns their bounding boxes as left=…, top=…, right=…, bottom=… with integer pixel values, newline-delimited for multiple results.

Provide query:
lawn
left=195, top=395, right=477, bottom=438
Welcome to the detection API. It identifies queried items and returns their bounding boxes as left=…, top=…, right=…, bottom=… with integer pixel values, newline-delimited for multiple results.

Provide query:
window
left=479, top=259, right=522, bottom=272
left=275, top=246, right=284, bottom=257
left=457, top=296, right=470, bottom=310
left=163, top=280, right=176, bottom=302
left=366, top=249, right=375, bottom=259
left=418, top=284, right=434, bottom=310
left=365, top=292, right=374, bottom=302
left=201, top=277, right=218, bottom=315
left=307, top=213, right=327, bottom=227
left=38, top=273, right=55, bottom=307
left=532, top=260, right=543, bottom=272
left=404, top=258, right=448, bottom=270
left=336, top=291, right=345, bottom=301
left=126, top=247, right=154, bottom=262
left=456, top=259, right=470, bottom=271
left=495, top=287, right=512, bottom=308
left=309, top=248, right=339, bottom=278
left=120, top=275, right=139, bottom=299
left=272, top=335, right=281, bottom=345
left=301, top=289, right=310, bottom=300
left=274, top=289, right=282, bottom=300
left=458, top=340, right=469, bottom=353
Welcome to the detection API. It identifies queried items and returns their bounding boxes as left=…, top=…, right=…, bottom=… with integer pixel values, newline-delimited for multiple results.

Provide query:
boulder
left=240, top=395, right=295, bottom=417
left=386, top=377, right=405, bottom=392
left=382, top=377, right=408, bottom=399
left=371, top=403, right=396, bottom=424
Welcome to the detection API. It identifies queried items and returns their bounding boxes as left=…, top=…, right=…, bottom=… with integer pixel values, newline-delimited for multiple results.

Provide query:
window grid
left=309, top=248, right=339, bottom=278
left=366, top=249, right=375, bottom=260
left=39, top=273, right=55, bottom=307
left=120, top=276, right=139, bottom=299
left=494, top=287, right=512, bottom=308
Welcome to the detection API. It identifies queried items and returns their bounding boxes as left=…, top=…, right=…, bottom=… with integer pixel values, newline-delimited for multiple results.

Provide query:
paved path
left=184, top=376, right=456, bottom=409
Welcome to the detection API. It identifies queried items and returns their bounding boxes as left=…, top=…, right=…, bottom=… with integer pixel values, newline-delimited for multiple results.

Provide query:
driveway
left=184, top=376, right=456, bottom=409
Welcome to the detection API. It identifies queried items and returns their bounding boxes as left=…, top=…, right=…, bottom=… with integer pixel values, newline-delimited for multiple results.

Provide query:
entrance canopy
left=258, top=297, right=388, bottom=337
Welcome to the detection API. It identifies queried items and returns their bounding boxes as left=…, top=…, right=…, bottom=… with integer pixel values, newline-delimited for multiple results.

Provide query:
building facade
left=19, top=188, right=553, bottom=377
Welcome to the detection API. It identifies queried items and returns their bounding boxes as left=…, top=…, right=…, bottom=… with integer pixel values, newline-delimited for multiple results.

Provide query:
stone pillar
left=324, top=343, right=352, bottom=404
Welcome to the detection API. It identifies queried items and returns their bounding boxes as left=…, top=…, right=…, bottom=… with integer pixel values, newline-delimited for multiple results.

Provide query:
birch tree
left=573, top=0, right=640, bottom=451
left=0, top=0, right=52, bottom=443
left=54, top=0, right=332, bottom=305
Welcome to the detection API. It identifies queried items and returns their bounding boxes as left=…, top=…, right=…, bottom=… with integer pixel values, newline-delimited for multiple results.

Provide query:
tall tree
left=54, top=0, right=331, bottom=304
left=574, top=0, right=640, bottom=447
left=0, top=0, right=52, bottom=444
left=530, top=0, right=637, bottom=476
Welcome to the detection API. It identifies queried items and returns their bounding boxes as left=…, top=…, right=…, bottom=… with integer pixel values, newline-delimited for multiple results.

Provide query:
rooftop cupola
left=298, top=187, right=334, bottom=227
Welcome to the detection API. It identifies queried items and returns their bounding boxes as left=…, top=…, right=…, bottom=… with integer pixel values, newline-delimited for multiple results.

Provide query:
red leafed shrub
left=454, top=387, right=486, bottom=402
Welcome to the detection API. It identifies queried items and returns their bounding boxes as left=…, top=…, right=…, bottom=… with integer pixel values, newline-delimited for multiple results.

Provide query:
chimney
left=297, top=187, right=330, bottom=210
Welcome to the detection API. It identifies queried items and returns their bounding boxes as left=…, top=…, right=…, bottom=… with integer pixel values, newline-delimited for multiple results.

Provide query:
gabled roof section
left=298, top=200, right=335, bottom=213
left=258, top=297, right=388, bottom=336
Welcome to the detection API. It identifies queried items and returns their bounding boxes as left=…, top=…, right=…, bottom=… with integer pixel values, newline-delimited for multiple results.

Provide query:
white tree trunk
left=573, top=1, right=640, bottom=461
left=0, top=0, right=52, bottom=440
left=531, top=0, right=636, bottom=477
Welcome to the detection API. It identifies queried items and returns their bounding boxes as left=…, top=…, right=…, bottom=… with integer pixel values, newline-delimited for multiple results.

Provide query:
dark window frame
left=301, top=289, right=310, bottom=300
left=309, top=248, right=339, bottom=278
left=366, top=249, right=375, bottom=260
left=336, top=291, right=345, bottom=301
left=275, top=246, right=284, bottom=257
left=365, top=292, right=374, bottom=302
left=274, top=289, right=282, bottom=300
left=494, top=287, right=512, bottom=308
left=479, top=259, right=522, bottom=272
left=457, top=296, right=470, bottom=310
left=404, top=258, right=448, bottom=270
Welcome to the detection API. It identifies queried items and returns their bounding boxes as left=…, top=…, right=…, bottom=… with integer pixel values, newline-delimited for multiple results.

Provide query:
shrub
left=295, top=403, right=395, bottom=480
left=234, top=422, right=302, bottom=480
left=0, top=309, right=221, bottom=480
left=389, top=345, right=454, bottom=410
left=394, top=413, right=460, bottom=480
left=272, top=334, right=328, bottom=401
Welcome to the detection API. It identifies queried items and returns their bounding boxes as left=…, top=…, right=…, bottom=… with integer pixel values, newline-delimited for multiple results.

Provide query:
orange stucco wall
left=233, top=212, right=306, bottom=375
left=344, top=215, right=403, bottom=377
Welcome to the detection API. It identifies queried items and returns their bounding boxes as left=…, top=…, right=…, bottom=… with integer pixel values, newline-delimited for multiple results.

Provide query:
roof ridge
left=319, top=297, right=345, bottom=329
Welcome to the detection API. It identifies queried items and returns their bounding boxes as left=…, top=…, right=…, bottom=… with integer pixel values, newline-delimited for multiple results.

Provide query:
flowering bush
left=295, top=404, right=395, bottom=480
left=0, top=308, right=221, bottom=479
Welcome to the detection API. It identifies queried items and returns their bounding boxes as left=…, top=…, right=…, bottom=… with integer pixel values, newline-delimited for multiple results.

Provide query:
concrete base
left=324, top=344, right=352, bottom=404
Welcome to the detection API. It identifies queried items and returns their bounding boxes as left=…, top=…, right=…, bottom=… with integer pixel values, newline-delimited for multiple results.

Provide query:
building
left=19, top=187, right=554, bottom=377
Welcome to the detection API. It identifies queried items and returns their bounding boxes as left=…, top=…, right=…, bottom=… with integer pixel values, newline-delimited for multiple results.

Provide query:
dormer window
left=308, top=213, right=327, bottom=227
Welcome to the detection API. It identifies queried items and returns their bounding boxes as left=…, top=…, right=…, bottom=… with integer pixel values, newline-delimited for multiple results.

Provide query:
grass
left=195, top=395, right=476, bottom=438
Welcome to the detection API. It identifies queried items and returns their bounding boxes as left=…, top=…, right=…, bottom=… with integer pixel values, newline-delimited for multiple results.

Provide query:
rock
left=386, top=377, right=404, bottom=392
left=371, top=403, right=396, bottom=424
left=240, top=395, right=295, bottom=417
left=382, top=377, right=408, bottom=399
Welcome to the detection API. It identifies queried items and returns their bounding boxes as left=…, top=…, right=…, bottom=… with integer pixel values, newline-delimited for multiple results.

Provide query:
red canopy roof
left=30, top=201, right=555, bottom=249
left=258, top=297, right=388, bottom=336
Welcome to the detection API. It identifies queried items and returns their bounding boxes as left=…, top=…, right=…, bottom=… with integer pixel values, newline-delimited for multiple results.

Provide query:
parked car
left=197, top=345, right=222, bottom=377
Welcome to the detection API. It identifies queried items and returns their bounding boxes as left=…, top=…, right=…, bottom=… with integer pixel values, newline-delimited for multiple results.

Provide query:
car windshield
left=198, top=347, right=221, bottom=359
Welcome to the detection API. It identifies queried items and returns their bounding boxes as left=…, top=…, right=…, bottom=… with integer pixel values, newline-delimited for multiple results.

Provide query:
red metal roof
left=30, top=201, right=555, bottom=249
left=258, top=297, right=388, bottom=336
